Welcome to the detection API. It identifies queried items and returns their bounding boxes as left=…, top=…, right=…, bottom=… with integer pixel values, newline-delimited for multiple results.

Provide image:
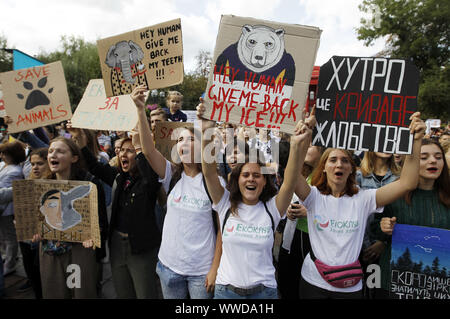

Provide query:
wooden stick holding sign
left=12, top=179, right=101, bottom=248
left=312, top=56, right=420, bottom=154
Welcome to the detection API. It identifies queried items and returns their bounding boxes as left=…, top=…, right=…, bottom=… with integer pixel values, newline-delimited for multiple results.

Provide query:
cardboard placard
left=0, top=61, right=72, bottom=133
left=312, top=56, right=420, bottom=154
left=97, top=18, right=184, bottom=97
left=203, top=15, right=321, bottom=135
left=154, top=121, right=193, bottom=162
left=390, top=224, right=450, bottom=299
left=71, top=79, right=138, bottom=131
left=12, top=179, right=100, bottom=248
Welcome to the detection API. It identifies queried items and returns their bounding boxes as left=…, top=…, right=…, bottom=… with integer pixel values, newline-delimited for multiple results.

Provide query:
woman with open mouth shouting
left=132, top=85, right=225, bottom=299
left=68, top=124, right=162, bottom=299
left=197, top=100, right=313, bottom=299
left=293, top=112, right=426, bottom=299
left=378, top=138, right=450, bottom=298
left=33, top=137, right=108, bottom=299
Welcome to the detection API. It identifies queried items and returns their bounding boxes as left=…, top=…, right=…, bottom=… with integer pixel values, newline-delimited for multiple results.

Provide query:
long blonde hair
left=359, top=152, right=400, bottom=177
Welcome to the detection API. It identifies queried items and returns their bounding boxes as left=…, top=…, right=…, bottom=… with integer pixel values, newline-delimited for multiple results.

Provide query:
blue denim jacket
left=356, top=169, right=398, bottom=249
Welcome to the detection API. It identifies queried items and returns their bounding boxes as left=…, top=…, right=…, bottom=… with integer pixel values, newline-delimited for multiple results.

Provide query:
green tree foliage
left=357, top=0, right=450, bottom=120
left=36, top=36, right=102, bottom=110
left=158, top=50, right=212, bottom=110
left=0, top=35, right=13, bottom=73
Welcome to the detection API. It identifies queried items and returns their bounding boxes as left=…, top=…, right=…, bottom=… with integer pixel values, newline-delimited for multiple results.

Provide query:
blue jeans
left=156, top=260, right=212, bottom=299
left=214, top=284, right=279, bottom=299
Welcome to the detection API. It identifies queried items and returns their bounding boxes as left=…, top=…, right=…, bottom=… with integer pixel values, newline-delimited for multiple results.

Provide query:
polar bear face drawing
left=237, top=25, right=285, bottom=73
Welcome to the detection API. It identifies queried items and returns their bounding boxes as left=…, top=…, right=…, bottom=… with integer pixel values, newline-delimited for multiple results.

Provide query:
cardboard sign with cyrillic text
left=71, top=79, right=138, bottom=131
left=203, top=15, right=321, bottom=135
left=0, top=61, right=72, bottom=133
left=312, top=56, right=420, bottom=154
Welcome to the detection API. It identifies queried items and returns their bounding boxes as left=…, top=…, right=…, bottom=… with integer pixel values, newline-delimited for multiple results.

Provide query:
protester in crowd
left=163, top=91, right=187, bottom=122
left=97, top=130, right=112, bottom=156
left=294, top=112, right=425, bottom=299
left=69, top=126, right=162, bottom=299
left=356, top=151, right=400, bottom=298
left=132, top=85, right=222, bottom=299
left=441, top=138, right=450, bottom=169
left=278, top=144, right=323, bottom=299
left=15, top=148, right=51, bottom=298
left=150, top=108, right=168, bottom=133
left=109, top=138, right=124, bottom=168
left=379, top=138, right=450, bottom=298
left=32, top=137, right=108, bottom=299
left=197, top=99, right=313, bottom=299
left=0, top=141, right=26, bottom=276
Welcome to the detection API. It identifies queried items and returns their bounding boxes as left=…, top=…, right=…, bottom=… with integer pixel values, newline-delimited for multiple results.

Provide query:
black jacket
left=72, top=169, right=108, bottom=262
left=81, top=147, right=161, bottom=254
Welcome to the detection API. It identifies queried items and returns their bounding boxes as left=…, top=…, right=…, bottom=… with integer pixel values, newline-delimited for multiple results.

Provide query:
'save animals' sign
left=312, top=56, right=420, bottom=154
left=0, top=61, right=72, bottom=133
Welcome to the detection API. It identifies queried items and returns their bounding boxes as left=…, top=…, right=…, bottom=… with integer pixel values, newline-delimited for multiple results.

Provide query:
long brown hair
left=405, top=138, right=450, bottom=207
left=227, top=161, right=278, bottom=216
left=311, top=148, right=359, bottom=197
left=169, top=127, right=202, bottom=191
left=49, top=137, right=85, bottom=180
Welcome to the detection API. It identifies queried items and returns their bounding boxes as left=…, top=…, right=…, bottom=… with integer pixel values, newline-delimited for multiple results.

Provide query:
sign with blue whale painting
left=390, top=224, right=450, bottom=299
left=203, top=15, right=321, bottom=134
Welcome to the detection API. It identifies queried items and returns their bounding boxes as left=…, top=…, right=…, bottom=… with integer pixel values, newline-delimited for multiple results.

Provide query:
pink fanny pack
left=310, top=251, right=363, bottom=289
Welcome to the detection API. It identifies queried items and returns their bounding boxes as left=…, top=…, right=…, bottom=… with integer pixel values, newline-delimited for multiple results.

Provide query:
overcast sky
left=1, top=0, right=385, bottom=72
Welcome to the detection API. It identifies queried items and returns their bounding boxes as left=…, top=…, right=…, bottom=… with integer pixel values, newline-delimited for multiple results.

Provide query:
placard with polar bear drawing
left=203, top=15, right=321, bottom=135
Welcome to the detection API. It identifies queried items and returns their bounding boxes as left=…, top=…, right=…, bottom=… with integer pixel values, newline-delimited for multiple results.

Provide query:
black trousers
left=19, top=242, right=42, bottom=299
left=277, top=228, right=311, bottom=299
left=299, top=277, right=363, bottom=299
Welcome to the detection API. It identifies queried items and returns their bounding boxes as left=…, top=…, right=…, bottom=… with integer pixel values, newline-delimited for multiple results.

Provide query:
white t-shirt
left=301, top=186, right=383, bottom=292
left=213, top=189, right=282, bottom=289
left=158, top=160, right=225, bottom=276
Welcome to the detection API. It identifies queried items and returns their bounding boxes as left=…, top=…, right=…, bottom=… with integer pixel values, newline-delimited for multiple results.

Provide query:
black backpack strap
left=262, top=201, right=275, bottom=234
left=202, top=175, right=219, bottom=234
left=222, top=208, right=232, bottom=234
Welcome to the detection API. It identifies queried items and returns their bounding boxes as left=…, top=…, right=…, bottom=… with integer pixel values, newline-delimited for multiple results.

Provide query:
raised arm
left=276, top=118, right=313, bottom=217
left=293, top=107, right=317, bottom=202
left=130, top=85, right=168, bottom=179
left=375, top=112, right=425, bottom=208
left=197, top=99, right=224, bottom=205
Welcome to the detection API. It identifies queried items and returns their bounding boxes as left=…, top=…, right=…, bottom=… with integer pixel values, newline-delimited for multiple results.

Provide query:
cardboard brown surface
left=0, top=83, right=6, bottom=117
left=0, top=61, right=72, bottom=133
left=203, top=15, right=321, bottom=134
left=12, top=179, right=100, bottom=248
left=71, top=79, right=138, bottom=131
left=154, top=121, right=193, bottom=162
left=97, top=18, right=184, bottom=97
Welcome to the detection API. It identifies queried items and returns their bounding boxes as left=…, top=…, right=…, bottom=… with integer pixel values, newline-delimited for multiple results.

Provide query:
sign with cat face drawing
left=0, top=61, right=72, bottom=133
left=97, top=18, right=184, bottom=97
left=203, top=15, right=321, bottom=134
